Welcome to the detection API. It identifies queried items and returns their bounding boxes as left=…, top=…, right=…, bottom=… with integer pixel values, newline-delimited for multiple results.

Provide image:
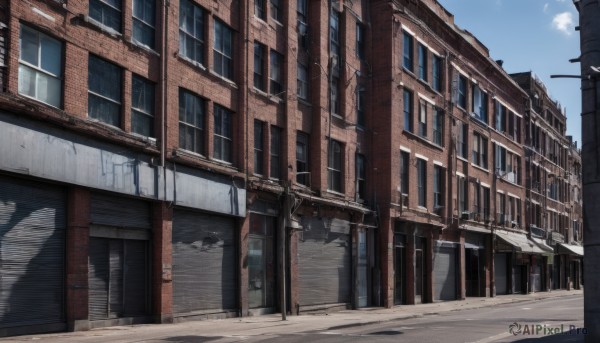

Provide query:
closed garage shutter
left=0, top=177, right=65, bottom=329
left=172, top=209, right=237, bottom=315
left=495, top=253, right=508, bottom=295
left=89, top=194, right=150, bottom=321
left=298, top=218, right=351, bottom=306
left=433, top=244, right=457, bottom=301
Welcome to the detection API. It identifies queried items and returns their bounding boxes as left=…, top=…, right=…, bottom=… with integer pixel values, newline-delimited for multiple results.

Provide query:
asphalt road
left=249, top=294, right=584, bottom=343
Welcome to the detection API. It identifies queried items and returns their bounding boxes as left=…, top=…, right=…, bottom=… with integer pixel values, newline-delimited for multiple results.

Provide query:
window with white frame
left=403, top=89, right=413, bottom=132
left=457, top=121, right=468, bottom=158
left=269, top=50, right=283, bottom=95
left=19, top=25, right=63, bottom=108
left=213, top=20, right=233, bottom=80
left=472, top=132, right=488, bottom=169
left=179, top=0, right=204, bottom=65
left=432, top=54, right=442, bottom=92
left=418, top=43, right=427, bottom=82
left=403, top=31, right=413, bottom=72
left=89, top=0, right=122, bottom=32
left=270, top=0, right=282, bottom=22
left=133, top=0, right=156, bottom=49
left=297, top=62, right=308, bottom=100
left=131, top=75, right=155, bottom=137
left=417, top=158, right=427, bottom=208
left=296, top=132, right=309, bottom=185
left=471, top=84, right=487, bottom=123
left=255, top=0, right=266, bottom=19
left=253, top=42, right=265, bottom=91
left=418, top=101, right=427, bottom=138
left=179, top=89, right=205, bottom=154
left=213, top=104, right=233, bottom=162
left=88, top=55, right=122, bottom=127
left=433, top=165, right=444, bottom=209
left=328, top=140, right=343, bottom=192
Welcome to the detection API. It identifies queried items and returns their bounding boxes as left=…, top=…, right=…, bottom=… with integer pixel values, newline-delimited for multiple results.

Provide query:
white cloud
left=543, top=3, right=549, bottom=13
left=552, top=12, right=574, bottom=35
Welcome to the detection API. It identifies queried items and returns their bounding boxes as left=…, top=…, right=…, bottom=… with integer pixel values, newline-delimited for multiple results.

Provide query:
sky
left=437, top=0, right=582, bottom=145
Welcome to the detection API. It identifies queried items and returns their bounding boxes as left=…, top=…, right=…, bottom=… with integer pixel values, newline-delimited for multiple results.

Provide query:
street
left=0, top=292, right=583, bottom=343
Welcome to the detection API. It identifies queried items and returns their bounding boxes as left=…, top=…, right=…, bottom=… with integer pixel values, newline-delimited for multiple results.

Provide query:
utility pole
left=576, top=0, right=600, bottom=341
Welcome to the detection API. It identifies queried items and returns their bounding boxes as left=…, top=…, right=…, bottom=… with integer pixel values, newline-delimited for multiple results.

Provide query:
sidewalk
left=1, top=290, right=583, bottom=343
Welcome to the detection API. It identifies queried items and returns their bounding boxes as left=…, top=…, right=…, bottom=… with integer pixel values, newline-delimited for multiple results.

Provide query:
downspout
left=160, top=0, right=168, bottom=200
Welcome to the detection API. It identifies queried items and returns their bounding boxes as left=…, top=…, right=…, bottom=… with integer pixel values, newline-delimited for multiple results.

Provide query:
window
left=88, top=55, right=122, bottom=127
left=297, top=62, right=308, bottom=100
left=296, top=132, right=309, bottom=185
left=90, top=0, right=122, bottom=32
left=495, top=144, right=519, bottom=184
left=270, top=126, right=281, bottom=179
left=417, top=159, right=427, bottom=207
left=472, top=84, right=487, bottom=123
left=131, top=75, right=155, bottom=137
left=255, top=0, right=266, bottom=19
left=418, top=101, right=427, bottom=138
left=457, top=121, right=467, bottom=158
left=457, top=74, right=467, bottom=109
left=357, top=87, right=365, bottom=127
left=403, top=89, right=413, bottom=132
left=270, top=50, right=283, bottom=95
left=433, top=165, right=444, bottom=208
left=497, top=193, right=506, bottom=224
left=254, top=121, right=264, bottom=175
left=356, top=23, right=365, bottom=59
left=19, top=25, right=63, bottom=108
left=472, top=132, right=488, bottom=169
left=330, top=10, right=340, bottom=75
left=132, top=0, right=156, bottom=49
left=458, top=176, right=467, bottom=213
left=495, top=100, right=507, bottom=132
left=270, top=0, right=282, bottom=22
left=213, top=20, right=233, bottom=80
left=213, top=105, right=233, bottom=162
left=418, top=44, right=427, bottom=81
left=179, top=89, right=205, bottom=154
left=433, top=109, right=443, bottom=146
left=179, top=0, right=204, bottom=65
left=432, top=54, right=442, bottom=92
left=400, top=151, right=409, bottom=198
left=356, top=154, right=366, bottom=201
left=331, top=77, right=340, bottom=115
left=328, top=140, right=343, bottom=192
left=253, top=42, right=265, bottom=90
left=403, top=31, right=413, bottom=72
left=297, top=0, right=308, bottom=23
left=482, top=186, right=490, bottom=221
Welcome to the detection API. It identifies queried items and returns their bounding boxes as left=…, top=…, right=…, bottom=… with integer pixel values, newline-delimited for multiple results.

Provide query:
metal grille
left=91, top=193, right=151, bottom=229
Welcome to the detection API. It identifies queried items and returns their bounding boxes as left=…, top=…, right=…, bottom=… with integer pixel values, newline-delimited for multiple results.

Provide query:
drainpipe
left=160, top=0, right=168, bottom=200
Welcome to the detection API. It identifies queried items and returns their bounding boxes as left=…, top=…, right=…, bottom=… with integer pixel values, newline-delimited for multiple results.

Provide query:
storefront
left=465, top=233, right=487, bottom=297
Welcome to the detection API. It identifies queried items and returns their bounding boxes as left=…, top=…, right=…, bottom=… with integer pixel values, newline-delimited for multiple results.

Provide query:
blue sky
left=437, top=0, right=582, bottom=145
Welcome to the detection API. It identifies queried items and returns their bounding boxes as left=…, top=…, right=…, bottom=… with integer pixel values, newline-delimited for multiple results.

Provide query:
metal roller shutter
left=89, top=238, right=149, bottom=320
left=298, top=218, right=351, bottom=306
left=90, top=193, right=151, bottom=229
left=532, top=262, right=542, bottom=292
left=433, top=244, right=457, bottom=301
left=172, top=209, right=237, bottom=314
left=0, top=177, right=65, bottom=328
left=494, top=253, right=508, bottom=295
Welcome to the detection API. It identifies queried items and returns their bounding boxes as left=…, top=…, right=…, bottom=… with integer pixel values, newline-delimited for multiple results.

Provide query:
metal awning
left=495, top=230, right=546, bottom=254
left=461, top=225, right=491, bottom=234
left=558, top=243, right=584, bottom=256
left=531, top=237, right=554, bottom=254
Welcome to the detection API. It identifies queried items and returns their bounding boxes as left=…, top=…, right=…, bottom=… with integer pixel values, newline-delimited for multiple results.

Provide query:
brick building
left=0, top=0, right=583, bottom=337
left=511, top=71, right=584, bottom=291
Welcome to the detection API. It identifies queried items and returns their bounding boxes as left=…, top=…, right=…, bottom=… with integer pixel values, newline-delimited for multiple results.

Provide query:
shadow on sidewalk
left=163, top=336, right=223, bottom=343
